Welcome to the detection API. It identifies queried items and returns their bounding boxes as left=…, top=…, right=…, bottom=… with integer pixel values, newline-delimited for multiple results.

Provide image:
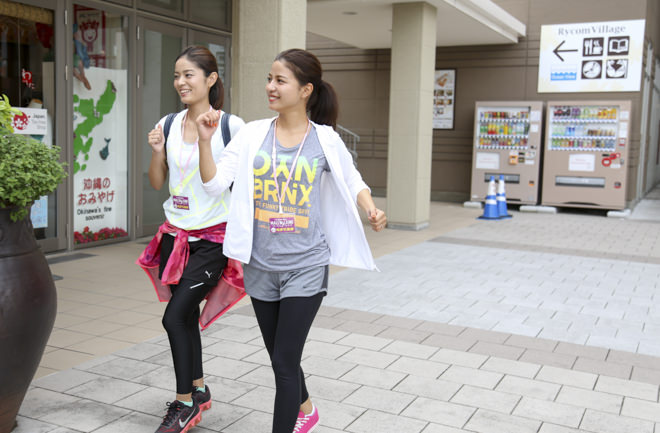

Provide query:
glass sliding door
left=0, top=0, right=65, bottom=251
left=189, top=30, right=231, bottom=111
left=136, top=18, right=184, bottom=237
left=71, top=4, right=129, bottom=245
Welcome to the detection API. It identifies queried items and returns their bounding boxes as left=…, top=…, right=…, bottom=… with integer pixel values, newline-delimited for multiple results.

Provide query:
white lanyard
left=271, top=118, right=311, bottom=214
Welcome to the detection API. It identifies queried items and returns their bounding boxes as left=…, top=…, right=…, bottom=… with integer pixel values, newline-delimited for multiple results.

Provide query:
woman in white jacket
left=196, top=48, right=386, bottom=433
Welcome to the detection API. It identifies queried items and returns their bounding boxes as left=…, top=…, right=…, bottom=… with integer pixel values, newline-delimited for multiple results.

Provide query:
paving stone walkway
left=15, top=188, right=660, bottom=433
left=326, top=238, right=660, bottom=357
left=18, top=305, right=660, bottom=433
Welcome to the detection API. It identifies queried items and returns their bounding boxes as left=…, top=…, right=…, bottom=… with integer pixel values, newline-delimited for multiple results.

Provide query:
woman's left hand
left=195, top=110, right=220, bottom=143
left=368, top=208, right=387, bottom=232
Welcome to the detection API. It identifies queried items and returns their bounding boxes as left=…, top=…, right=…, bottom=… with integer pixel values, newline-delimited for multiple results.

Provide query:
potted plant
left=0, top=94, right=67, bottom=433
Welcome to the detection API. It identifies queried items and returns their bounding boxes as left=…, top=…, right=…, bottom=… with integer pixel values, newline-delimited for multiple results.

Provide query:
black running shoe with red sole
left=192, top=385, right=212, bottom=412
left=154, top=400, right=201, bottom=433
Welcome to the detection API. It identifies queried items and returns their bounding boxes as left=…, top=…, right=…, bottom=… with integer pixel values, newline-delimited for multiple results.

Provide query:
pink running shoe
left=294, top=405, right=319, bottom=433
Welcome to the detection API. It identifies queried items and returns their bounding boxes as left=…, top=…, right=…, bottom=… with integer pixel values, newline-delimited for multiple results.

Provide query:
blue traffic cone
left=478, top=176, right=500, bottom=220
left=497, top=175, right=512, bottom=219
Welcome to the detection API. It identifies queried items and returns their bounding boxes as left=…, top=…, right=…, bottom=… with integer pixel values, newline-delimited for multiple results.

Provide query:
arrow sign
left=553, top=40, right=578, bottom=61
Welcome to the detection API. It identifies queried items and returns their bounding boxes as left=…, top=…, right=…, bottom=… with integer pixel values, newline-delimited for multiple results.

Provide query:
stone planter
left=0, top=207, right=57, bottom=433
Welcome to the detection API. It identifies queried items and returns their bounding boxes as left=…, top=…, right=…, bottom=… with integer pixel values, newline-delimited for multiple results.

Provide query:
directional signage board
left=538, top=20, right=645, bottom=93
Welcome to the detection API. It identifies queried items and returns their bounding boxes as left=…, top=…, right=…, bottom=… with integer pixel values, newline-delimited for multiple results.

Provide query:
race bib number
left=269, top=216, right=295, bottom=233
left=173, top=195, right=190, bottom=210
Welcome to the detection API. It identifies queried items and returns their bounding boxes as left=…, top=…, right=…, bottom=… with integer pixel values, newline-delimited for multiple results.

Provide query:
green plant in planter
left=0, top=94, right=68, bottom=221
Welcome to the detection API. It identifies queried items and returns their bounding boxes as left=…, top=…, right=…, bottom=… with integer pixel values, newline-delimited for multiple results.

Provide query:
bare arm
left=147, top=124, right=167, bottom=190
left=196, top=110, right=220, bottom=183
left=357, top=188, right=387, bottom=231
left=198, top=137, right=217, bottom=183
left=196, top=110, right=241, bottom=195
left=331, top=126, right=387, bottom=232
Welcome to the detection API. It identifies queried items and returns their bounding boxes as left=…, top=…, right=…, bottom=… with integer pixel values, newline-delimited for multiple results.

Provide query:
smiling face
left=266, top=60, right=312, bottom=114
left=173, top=56, right=216, bottom=106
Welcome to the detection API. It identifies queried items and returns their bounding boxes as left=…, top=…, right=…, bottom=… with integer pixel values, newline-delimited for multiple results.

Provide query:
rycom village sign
left=538, top=19, right=645, bottom=93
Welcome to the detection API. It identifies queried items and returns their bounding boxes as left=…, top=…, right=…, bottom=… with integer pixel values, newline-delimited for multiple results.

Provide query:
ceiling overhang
left=307, top=0, right=527, bottom=49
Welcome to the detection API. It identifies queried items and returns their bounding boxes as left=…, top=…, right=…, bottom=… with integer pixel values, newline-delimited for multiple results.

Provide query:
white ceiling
left=307, top=0, right=527, bottom=49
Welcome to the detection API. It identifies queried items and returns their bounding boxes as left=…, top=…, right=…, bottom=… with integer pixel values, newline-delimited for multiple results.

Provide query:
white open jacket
left=202, top=117, right=378, bottom=271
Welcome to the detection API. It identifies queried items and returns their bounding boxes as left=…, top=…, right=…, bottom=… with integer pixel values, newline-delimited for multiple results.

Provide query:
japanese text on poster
left=73, top=67, right=128, bottom=243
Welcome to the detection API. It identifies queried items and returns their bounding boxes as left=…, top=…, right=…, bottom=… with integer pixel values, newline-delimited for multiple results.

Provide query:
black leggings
left=251, top=293, right=324, bottom=433
left=162, top=278, right=212, bottom=394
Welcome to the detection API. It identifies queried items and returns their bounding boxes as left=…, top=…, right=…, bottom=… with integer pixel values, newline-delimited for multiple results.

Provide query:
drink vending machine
left=541, top=100, right=631, bottom=210
left=470, top=101, right=544, bottom=204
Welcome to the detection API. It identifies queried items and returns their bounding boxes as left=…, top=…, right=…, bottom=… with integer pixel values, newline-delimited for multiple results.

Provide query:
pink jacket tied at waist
left=136, top=221, right=245, bottom=330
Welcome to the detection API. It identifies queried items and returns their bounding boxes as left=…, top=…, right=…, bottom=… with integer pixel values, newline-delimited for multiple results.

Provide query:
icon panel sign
left=538, top=19, right=645, bottom=92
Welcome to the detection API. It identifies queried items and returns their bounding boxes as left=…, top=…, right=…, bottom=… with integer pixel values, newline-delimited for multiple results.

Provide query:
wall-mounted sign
left=433, top=69, right=455, bottom=129
left=12, top=107, right=48, bottom=135
left=12, top=107, right=50, bottom=228
left=538, top=19, right=645, bottom=93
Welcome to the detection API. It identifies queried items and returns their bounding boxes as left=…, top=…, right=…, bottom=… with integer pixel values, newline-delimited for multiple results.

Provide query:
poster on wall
left=12, top=108, right=50, bottom=229
left=73, top=67, right=128, bottom=244
left=433, top=70, right=455, bottom=129
left=74, top=6, right=106, bottom=68
left=538, top=19, right=645, bottom=93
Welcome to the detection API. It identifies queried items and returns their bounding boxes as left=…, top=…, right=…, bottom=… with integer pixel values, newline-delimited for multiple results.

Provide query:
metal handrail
left=337, top=124, right=360, bottom=167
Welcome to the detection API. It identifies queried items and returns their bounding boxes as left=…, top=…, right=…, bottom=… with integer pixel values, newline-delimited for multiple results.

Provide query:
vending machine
left=541, top=100, right=631, bottom=210
left=470, top=101, right=544, bottom=204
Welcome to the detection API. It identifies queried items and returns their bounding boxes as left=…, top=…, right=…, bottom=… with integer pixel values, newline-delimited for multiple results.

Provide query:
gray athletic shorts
left=243, top=263, right=329, bottom=302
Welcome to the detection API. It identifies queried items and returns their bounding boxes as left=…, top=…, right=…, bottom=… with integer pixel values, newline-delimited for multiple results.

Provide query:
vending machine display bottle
left=470, top=101, right=544, bottom=204
left=541, top=100, right=631, bottom=210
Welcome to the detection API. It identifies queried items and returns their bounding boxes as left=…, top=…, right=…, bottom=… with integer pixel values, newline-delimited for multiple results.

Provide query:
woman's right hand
left=148, top=124, right=165, bottom=153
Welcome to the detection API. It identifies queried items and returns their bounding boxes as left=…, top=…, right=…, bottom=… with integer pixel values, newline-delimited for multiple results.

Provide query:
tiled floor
left=20, top=304, right=660, bottom=433
left=15, top=188, right=660, bottom=433
left=39, top=199, right=479, bottom=379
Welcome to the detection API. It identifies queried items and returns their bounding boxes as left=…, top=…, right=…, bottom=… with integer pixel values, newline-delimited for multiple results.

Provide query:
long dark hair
left=176, top=45, right=224, bottom=110
left=275, top=48, right=338, bottom=129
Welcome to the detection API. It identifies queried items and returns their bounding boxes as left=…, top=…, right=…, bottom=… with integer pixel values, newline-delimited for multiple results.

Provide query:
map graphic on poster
left=73, top=67, right=128, bottom=242
left=538, top=19, right=645, bottom=93
left=73, top=79, right=117, bottom=174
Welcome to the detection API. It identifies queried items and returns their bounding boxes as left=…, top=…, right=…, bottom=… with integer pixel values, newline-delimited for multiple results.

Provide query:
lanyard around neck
left=178, top=106, right=213, bottom=179
left=271, top=118, right=311, bottom=214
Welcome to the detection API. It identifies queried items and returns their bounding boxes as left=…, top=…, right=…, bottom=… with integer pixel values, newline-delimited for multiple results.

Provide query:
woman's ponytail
left=308, top=80, right=338, bottom=129
left=209, top=79, right=224, bottom=110
left=275, top=49, right=339, bottom=129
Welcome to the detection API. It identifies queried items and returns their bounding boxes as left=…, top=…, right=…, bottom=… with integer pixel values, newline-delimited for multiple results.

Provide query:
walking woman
left=137, top=45, right=245, bottom=433
left=196, top=48, right=386, bottom=433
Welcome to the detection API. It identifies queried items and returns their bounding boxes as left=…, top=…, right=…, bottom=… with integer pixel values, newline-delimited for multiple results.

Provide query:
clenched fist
left=148, top=124, right=165, bottom=153
left=195, top=110, right=220, bottom=143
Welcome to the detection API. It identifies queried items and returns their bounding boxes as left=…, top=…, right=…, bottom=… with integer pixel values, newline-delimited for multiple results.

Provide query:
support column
left=386, top=2, right=437, bottom=230
left=232, top=0, right=306, bottom=121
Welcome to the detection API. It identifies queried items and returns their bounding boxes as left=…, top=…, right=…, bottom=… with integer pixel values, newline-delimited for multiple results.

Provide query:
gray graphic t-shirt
left=249, top=122, right=331, bottom=271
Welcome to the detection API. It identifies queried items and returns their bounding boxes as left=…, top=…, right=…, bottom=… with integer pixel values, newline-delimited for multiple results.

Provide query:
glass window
left=72, top=5, right=129, bottom=245
left=105, top=0, right=133, bottom=6
left=137, top=0, right=184, bottom=18
left=190, top=31, right=231, bottom=110
left=0, top=1, right=57, bottom=241
left=208, top=43, right=226, bottom=83
left=189, top=0, right=231, bottom=31
left=141, top=27, right=182, bottom=231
